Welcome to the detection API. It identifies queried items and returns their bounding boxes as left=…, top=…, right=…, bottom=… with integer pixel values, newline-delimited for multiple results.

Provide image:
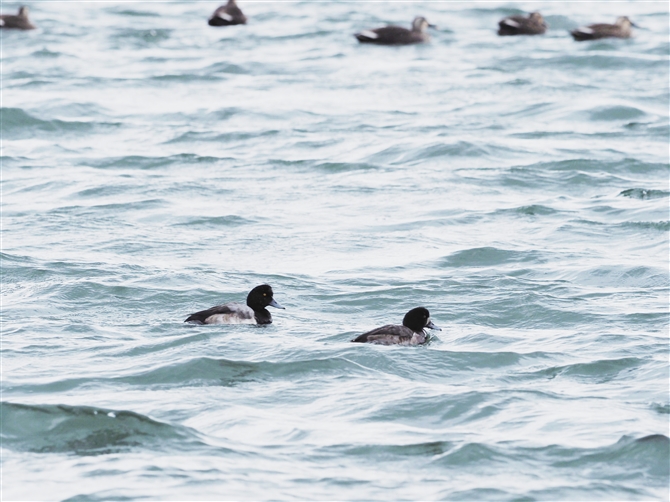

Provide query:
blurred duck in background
left=208, top=0, right=247, bottom=26
left=571, top=16, right=636, bottom=41
left=355, top=16, right=435, bottom=45
left=497, top=12, right=547, bottom=36
left=0, top=6, right=36, bottom=30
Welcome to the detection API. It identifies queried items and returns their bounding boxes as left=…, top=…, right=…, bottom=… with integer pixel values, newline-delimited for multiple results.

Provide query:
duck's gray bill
left=426, top=320, right=441, bottom=331
left=269, top=299, right=285, bottom=309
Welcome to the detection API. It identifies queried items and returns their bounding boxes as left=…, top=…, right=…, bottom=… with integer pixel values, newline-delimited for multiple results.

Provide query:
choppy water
left=2, top=1, right=669, bottom=500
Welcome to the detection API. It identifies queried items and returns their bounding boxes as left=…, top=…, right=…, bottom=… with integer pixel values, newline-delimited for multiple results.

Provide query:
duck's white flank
left=215, top=12, right=233, bottom=22
left=359, top=30, right=378, bottom=39
left=502, top=19, right=521, bottom=28
left=205, top=313, right=256, bottom=324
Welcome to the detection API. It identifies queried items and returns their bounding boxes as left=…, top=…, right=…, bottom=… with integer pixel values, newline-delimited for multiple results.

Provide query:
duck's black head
left=402, top=307, right=441, bottom=333
left=246, top=284, right=285, bottom=312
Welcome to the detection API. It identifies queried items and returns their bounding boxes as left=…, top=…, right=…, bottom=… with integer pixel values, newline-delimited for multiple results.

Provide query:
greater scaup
left=185, top=284, right=284, bottom=325
left=351, top=307, right=440, bottom=345
left=208, top=0, right=247, bottom=26
left=0, top=6, right=36, bottom=30
left=570, top=16, right=635, bottom=41
left=498, top=12, right=547, bottom=36
left=355, top=17, right=435, bottom=45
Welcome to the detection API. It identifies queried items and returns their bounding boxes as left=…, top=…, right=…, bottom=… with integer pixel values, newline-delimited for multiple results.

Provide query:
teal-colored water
left=2, top=1, right=669, bottom=500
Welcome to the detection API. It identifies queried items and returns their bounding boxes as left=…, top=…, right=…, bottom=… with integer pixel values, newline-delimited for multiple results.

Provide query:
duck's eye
left=263, top=293, right=267, bottom=296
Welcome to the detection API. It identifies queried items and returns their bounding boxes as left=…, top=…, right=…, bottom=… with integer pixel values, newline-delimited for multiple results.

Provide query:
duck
left=570, top=16, right=635, bottom=41
left=208, top=0, right=247, bottom=26
left=184, top=284, right=284, bottom=325
left=0, top=6, right=36, bottom=30
left=498, top=12, right=547, bottom=36
left=355, top=16, right=435, bottom=45
left=351, top=307, right=440, bottom=345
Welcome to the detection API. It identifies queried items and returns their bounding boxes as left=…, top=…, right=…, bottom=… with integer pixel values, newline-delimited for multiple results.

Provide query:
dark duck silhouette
left=208, top=0, right=247, bottom=26
left=571, top=16, right=635, bottom=41
left=0, top=6, right=36, bottom=30
left=185, top=284, right=284, bottom=325
left=355, top=16, right=435, bottom=45
left=352, top=307, right=440, bottom=345
left=498, top=12, right=547, bottom=36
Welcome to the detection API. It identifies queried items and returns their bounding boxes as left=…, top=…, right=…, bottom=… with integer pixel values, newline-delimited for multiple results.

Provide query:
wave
left=83, top=153, right=220, bottom=170
left=516, top=357, right=645, bottom=383
left=147, top=73, right=226, bottom=83
left=108, top=28, right=172, bottom=48
left=546, top=434, right=669, bottom=478
left=201, top=61, right=254, bottom=75
left=618, top=221, right=669, bottom=232
left=564, top=265, right=669, bottom=288
left=430, top=434, right=669, bottom=498
left=6, top=347, right=558, bottom=395
left=164, top=130, right=279, bottom=144
left=365, top=141, right=518, bottom=165
left=433, top=434, right=670, bottom=470
left=325, top=433, right=668, bottom=495
left=488, top=158, right=669, bottom=191
left=8, top=356, right=373, bottom=393
left=330, top=440, right=454, bottom=458
left=500, top=204, right=561, bottom=216
left=439, top=247, right=546, bottom=268
left=1, top=402, right=202, bottom=455
left=619, top=188, right=669, bottom=200
left=171, top=215, right=256, bottom=228
left=521, top=158, right=666, bottom=176
left=31, top=48, right=62, bottom=58
left=368, top=389, right=537, bottom=426
left=1, top=108, right=121, bottom=138
left=311, top=161, right=380, bottom=173
left=534, top=53, right=667, bottom=71
left=112, top=8, right=161, bottom=17
left=587, top=105, right=648, bottom=122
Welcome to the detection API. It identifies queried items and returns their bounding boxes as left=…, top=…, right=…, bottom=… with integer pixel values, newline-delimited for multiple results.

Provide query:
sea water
left=2, top=1, right=669, bottom=500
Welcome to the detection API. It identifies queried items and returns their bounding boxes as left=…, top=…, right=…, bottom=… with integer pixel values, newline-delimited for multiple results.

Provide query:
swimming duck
left=570, top=16, right=635, bottom=41
left=208, top=0, right=247, bottom=26
left=351, top=307, right=440, bottom=345
left=498, top=12, right=547, bottom=36
left=0, top=6, right=36, bottom=30
left=355, top=16, right=435, bottom=45
left=184, top=284, right=284, bottom=325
